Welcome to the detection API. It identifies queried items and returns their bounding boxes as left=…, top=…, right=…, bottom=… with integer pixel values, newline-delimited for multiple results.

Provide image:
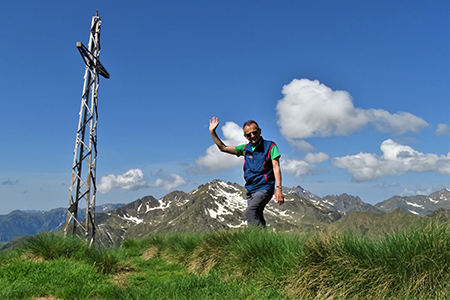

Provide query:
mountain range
left=1, top=180, right=449, bottom=247
left=0, top=203, right=123, bottom=242
left=374, top=189, right=450, bottom=216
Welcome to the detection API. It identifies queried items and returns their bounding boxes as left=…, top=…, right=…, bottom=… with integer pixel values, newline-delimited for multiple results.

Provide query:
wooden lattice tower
left=65, top=11, right=109, bottom=244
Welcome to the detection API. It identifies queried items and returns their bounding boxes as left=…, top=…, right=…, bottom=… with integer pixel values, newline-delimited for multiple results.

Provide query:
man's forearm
left=210, top=130, right=225, bottom=151
left=273, top=158, right=282, bottom=188
left=274, top=172, right=282, bottom=190
left=272, top=157, right=284, bottom=205
left=209, top=130, right=237, bottom=155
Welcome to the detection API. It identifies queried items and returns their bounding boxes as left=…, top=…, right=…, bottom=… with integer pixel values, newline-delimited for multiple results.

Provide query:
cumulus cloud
left=399, top=185, right=447, bottom=197
left=436, top=123, right=449, bottom=135
left=98, top=169, right=188, bottom=193
left=286, top=139, right=315, bottom=152
left=281, top=152, right=329, bottom=178
left=276, top=79, right=428, bottom=148
left=332, top=139, right=450, bottom=182
left=196, top=121, right=247, bottom=172
left=98, top=169, right=147, bottom=194
left=152, top=174, right=187, bottom=191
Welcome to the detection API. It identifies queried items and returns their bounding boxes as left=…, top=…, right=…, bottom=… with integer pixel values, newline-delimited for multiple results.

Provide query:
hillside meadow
left=0, top=221, right=449, bottom=300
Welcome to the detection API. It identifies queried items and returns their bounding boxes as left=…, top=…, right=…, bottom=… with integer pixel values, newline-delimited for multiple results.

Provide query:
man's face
left=243, top=123, right=261, bottom=144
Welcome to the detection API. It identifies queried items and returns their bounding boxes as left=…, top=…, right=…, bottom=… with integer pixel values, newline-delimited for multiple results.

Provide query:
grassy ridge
left=0, top=222, right=449, bottom=299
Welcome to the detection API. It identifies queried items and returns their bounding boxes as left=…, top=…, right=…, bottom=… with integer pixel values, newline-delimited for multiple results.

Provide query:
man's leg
left=245, top=189, right=273, bottom=227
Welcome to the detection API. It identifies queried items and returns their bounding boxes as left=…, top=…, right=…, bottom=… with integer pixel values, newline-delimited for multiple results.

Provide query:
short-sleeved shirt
left=235, top=141, right=280, bottom=160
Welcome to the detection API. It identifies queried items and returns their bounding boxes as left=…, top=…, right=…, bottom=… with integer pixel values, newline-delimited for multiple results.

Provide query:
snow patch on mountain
left=207, top=181, right=246, bottom=212
left=429, top=197, right=439, bottom=204
left=322, top=199, right=335, bottom=206
left=227, top=221, right=246, bottom=228
left=406, top=201, right=424, bottom=209
left=208, top=202, right=233, bottom=218
left=145, top=199, right=170, bottom=213
left=121, top=214, right=144, bottom=224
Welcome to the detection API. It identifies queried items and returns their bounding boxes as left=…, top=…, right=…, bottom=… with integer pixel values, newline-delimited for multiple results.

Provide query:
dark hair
left=242, top=120, right=259, bottom=130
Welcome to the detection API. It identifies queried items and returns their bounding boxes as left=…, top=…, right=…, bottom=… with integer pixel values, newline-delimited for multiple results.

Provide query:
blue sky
left=0, top=1, right=448, bottom=214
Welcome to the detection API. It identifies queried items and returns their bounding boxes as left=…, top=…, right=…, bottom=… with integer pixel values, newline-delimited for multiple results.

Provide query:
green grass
left=0, top=222, right=449, bottom=299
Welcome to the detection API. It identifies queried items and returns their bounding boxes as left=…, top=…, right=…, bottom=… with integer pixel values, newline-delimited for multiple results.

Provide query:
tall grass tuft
left=24, top=232, right=88, bottom=261
left=121, top=233, right=204, bottom=265
left=219, top=228, right=304, bottom=286
left=159, top=232, right=204, bottom=265
left=87, top=247, right=120, bottom=274
left=22, top=233, right=119, bottom=274
left=380, top=222, right=450, bottom=293
left=187, top=229, right=242, bottom=275
left=285, top=222, right=450, bottom=299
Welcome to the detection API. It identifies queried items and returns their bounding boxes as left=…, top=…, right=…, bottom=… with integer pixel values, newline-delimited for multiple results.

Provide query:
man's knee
left=245, top=189, right=273, bottom=225
left=245, top=207, right=257, bottom=224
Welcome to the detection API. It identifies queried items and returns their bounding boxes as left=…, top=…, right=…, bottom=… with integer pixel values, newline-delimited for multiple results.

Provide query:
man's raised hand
left=209, top=116, right=219, bottom=132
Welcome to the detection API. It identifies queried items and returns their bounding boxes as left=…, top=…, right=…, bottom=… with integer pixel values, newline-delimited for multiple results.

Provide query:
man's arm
left=272, top=156, right=284, bottom=205
left=209, top=117, right=237, bottom=155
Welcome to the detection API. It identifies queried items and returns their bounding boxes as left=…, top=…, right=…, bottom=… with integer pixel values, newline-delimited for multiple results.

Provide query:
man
left=209, top=116, right=284, bottom=227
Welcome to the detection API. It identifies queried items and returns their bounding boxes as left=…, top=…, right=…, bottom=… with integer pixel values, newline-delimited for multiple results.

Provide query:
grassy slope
left=1, top=222, right=449, bottom=300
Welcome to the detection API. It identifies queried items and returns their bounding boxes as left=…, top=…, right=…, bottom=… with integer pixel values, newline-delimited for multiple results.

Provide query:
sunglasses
left=245, top=130, right=259, bottom=138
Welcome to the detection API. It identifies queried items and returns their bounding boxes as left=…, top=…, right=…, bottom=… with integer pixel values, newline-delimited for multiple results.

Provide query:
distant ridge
left=0, top=204, right=124, bottom=242
left=375, top=189, right=450, bottom=217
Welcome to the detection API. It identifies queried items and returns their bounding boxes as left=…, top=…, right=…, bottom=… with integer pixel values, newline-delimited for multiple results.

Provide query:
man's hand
left=209, top=116, right=219, bottom=133
left=275, top=189, right=284, bottom=206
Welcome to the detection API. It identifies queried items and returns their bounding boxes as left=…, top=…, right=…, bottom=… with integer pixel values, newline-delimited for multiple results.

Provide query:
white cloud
left=98, top=169, right=188, bottom=193
left=196, top=121, right=247, bottom=172
left=436, top=123, right=449, bottom=135
left=152, top=174, right=187, bottom=190
left=281, top=152, right=329, bottom=178
left=399, top=185, right=447, bottom=197
left=276, top=79, right=428, bottom=144
left=365, top=109, right=429, bottom=134
left=98, top=169, right=147, bottom=194
left=332, top=139, right=450, bottom=182
left=304, top=152, right=330, bottom=164
left=287, top=139, right=315, bottom=151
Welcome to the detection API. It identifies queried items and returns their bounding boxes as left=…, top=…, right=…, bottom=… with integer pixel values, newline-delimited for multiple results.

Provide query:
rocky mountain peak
left=374, top=188, right=449, bottom=217
left=428, top=188, right=450, bottom=203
